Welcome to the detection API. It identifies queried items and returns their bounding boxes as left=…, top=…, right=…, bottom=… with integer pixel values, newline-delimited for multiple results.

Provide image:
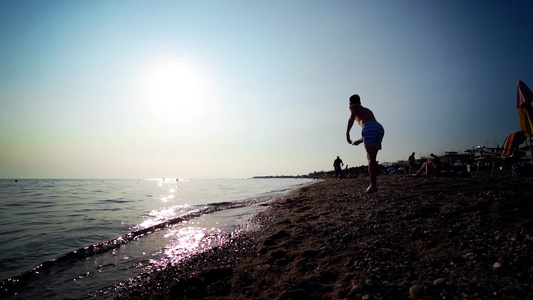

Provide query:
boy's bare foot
left=366, top=186, right=378, bottom=194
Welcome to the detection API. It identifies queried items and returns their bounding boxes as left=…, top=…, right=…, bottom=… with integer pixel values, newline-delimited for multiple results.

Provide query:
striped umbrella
left=516, top=80, right=533, bottom=163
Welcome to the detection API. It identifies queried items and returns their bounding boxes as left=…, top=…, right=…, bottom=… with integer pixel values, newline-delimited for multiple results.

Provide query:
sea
left=0, top=178, right=316, bottom=299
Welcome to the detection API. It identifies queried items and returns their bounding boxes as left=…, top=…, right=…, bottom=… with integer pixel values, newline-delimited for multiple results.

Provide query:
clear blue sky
left=1, top=0, right=533, bottom=179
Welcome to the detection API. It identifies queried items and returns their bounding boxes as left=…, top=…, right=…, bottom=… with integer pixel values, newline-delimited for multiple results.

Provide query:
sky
left=1, top=0, right=533, bottom=179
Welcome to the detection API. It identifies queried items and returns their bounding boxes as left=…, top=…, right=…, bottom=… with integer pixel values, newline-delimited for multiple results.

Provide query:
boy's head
left=349, top=94, right=361, bottom=104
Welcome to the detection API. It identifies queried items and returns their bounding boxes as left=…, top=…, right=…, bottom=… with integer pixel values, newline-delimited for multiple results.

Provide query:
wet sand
left=117, top=173, right=533, bottom=299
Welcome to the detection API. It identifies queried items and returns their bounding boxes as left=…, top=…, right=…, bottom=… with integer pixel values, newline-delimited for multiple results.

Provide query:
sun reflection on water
left=147, top=225, right=235, bottom=269
left=131, top=178, right=270, bottom=275
left=137, top=204, right=191, bottom=229
left=162, top=227, right=205, bottom=261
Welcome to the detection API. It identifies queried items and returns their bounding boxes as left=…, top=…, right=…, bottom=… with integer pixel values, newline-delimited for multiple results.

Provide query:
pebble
left=433, top=278, right=445, bottom=286
left=409, top=285, right=423, bottom=299
left=493, top=262, right=502, bottom=269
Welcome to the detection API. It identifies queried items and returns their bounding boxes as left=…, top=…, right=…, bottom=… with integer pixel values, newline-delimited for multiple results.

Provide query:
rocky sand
left=117, top=173, right=533, bottom=299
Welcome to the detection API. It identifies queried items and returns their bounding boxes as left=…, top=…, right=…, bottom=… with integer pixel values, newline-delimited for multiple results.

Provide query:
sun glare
left=140, top=57, right=210, bottom=123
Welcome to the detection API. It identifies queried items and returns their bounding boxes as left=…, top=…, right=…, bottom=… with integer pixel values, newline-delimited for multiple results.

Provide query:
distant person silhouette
left=346, top=94, right=385, bottom=193
left=333, top=156, right=344, bottom=180
left=408, top=152, right=416, bottom=174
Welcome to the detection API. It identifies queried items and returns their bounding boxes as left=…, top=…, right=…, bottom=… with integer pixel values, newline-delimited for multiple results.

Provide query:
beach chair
left=474, top=131, right=525, bottom=178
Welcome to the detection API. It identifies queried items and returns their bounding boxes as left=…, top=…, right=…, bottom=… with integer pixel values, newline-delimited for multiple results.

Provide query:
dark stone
left=168, top=277, right=206, bottom=300
left=204, top=267, right=233, bottom=284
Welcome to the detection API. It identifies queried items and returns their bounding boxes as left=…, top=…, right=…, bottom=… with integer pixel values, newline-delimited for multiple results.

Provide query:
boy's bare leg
left=366, top=145, right=379, bottom=193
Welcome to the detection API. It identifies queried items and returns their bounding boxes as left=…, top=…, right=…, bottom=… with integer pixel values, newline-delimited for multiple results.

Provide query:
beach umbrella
left=516, top=80, right=533, bottom=163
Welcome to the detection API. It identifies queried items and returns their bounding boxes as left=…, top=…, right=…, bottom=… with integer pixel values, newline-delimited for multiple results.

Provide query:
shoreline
left=117, top=173, right=533, bottom=299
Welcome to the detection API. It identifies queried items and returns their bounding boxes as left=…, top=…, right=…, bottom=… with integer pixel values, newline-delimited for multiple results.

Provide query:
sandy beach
left=117, top=173, right=533, bottom=299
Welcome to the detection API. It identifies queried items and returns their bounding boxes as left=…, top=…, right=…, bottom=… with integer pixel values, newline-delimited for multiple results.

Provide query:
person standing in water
left=346, top=94, right=385, bottom=193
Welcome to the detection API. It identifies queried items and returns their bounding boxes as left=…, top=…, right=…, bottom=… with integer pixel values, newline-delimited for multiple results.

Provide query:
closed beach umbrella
left=516, top=80, right=533, bottom=163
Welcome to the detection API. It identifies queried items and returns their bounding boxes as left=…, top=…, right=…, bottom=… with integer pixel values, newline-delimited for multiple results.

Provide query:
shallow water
left=0, top=178, right=315, bottom=299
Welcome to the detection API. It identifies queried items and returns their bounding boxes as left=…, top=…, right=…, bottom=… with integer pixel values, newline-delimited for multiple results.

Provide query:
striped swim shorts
left=361, top=121, right=385, bottom=150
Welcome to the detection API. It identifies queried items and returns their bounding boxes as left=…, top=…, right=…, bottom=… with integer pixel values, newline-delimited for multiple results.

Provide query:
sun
left=140, top=57, right=210, bottom=123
